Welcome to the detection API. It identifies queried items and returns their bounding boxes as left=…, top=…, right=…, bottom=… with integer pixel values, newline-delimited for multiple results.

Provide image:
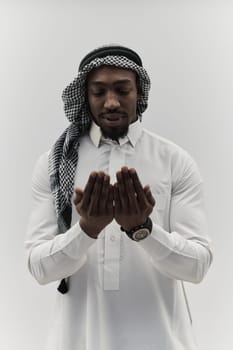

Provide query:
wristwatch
left=121, top=217, right=153, bottom=242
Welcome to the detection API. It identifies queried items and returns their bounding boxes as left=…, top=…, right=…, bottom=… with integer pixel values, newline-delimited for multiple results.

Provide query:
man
left=25, top=45, right=213, bottom=350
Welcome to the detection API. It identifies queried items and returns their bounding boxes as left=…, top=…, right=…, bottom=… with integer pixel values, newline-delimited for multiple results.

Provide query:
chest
left=72, top=136, right=171, bottom=228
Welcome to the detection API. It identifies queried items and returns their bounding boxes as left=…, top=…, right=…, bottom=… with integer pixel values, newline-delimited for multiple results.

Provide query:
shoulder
left=31, top=151, right=51, bottom=193
left=33, top=151, right=50, bottom=175
left=142, top=127, right=191, bottom=159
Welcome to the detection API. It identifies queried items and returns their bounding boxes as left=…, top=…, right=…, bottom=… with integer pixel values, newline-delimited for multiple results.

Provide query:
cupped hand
left=73, top=171, right=114, bottom=238
left=113, top=167, right=155, bottom=231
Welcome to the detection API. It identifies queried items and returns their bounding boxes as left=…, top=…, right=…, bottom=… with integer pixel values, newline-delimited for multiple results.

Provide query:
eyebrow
left=89, top=79, right=133, bottom=86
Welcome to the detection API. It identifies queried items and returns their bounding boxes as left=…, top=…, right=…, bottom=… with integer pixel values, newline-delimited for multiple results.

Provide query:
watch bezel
left=132, top=228, right=150, bottom=241
left=121, top=217, right=153, bottom=241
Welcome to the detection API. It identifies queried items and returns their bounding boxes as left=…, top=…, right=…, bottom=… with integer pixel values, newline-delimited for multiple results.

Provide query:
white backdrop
left=1, top=1, right=232, bottom=349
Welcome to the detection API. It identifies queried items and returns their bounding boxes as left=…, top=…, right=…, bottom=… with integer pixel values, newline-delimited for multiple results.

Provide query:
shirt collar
left=89, top=119, right=143, bottom=148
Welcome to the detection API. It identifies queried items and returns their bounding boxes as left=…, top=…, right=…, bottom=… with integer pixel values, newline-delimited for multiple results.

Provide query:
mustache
left=99, top=111, right=128, bottom=118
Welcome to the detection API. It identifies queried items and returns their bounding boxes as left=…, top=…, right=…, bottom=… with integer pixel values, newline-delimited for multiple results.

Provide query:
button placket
left=103, top=145, right=125, bottom=290
left=108, top=145, right=125, bottom=184
left=103, top=225, right=121, bottom=290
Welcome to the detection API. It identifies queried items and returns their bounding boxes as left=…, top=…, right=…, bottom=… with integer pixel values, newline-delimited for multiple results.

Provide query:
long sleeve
left=25, top=123, right=213, bottom=350
left=25, top=152, right=96, bottom=285
left=139, top=152, right=213, bottom=284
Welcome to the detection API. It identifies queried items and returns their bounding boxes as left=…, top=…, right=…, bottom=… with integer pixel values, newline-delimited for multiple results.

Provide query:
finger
left=82, top=172, right=98, bottom=210
left=113, top=182, right=121, bottom=215
left=121, top=167, right=138, bottom=211
left=99, top=174, right=110, bottom=213
left=107, top=184, right=114, bottom=215
left=144, top=185, right=156, bottom=207
left=89, top=172, right=105, bottom=214
left=73, top=188, right=83, bottom=205
left=116, top=170, right=128, bottom=211
left=129, top=168, right=146, bottom=203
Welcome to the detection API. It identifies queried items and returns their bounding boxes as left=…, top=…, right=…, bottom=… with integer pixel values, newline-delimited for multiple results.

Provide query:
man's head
left=87, top=65, right=140, bottom=140
left=62, top=44, right=151, bottom=138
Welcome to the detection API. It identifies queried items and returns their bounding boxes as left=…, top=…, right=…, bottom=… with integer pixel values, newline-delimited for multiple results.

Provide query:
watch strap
left=120, top=217, right=152, bottom=238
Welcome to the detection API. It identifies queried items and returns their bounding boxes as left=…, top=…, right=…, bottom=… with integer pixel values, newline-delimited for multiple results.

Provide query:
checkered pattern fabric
left=48, top=54, right=151, bottom=293
left=62, top=55, right=151, bottom=123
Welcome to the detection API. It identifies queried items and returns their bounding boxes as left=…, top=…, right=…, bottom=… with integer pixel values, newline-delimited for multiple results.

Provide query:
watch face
left=132, top=229, right=150, bottom=241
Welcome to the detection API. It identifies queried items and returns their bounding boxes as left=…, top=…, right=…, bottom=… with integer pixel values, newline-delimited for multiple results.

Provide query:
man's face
left=87, top=66, right=139, bottom=140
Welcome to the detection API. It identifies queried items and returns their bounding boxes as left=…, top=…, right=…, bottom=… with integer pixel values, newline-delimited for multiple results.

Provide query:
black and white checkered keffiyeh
left=48, top=54, right=151, bottom=293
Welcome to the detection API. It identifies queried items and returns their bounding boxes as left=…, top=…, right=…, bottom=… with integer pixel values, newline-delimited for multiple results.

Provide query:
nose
left=104, top=92, right=120, bottom=110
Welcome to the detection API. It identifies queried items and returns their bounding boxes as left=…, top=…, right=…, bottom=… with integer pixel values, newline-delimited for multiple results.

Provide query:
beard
left=100, top=124, right=129, bottom=141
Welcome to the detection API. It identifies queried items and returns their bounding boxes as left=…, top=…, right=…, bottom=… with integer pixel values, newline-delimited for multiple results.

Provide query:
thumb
left=143, top=185, right=156, bottom=207
left=73, top=188, right=84, bottom=205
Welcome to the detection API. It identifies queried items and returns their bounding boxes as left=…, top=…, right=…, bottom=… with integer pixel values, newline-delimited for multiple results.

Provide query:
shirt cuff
left=58, top=222, right=97, bottom=259
left=138, top=223, right=176, bottom=261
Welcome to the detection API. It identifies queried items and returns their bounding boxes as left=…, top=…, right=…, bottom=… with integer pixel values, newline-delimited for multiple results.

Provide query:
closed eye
left=92, top=90, right=105, bottom=97
left=117, top=89, right=130, bottom=95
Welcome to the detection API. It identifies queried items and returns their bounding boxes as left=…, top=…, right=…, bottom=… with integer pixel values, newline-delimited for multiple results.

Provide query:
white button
left=110, top=235, right=116, bottom=242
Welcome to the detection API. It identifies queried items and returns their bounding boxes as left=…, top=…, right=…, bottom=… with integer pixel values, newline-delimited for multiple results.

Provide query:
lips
left=104, top=116, right=120, bottom=121
left=101, top=113, right=125, bottom=120
left=103, top=118, right=122, bottom=126
left=100, top=113, right=126, bottom=127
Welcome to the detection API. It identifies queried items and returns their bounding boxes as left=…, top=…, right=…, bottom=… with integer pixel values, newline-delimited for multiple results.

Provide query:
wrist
left=120, top=217, right=150, bottom=233
left=120, top=217, right=153, bottom=242
left=79, top=218, right=101, bottom=239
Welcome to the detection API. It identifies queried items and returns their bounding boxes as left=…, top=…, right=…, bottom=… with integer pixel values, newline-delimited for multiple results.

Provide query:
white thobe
left=25, top=120, right=213, bottom=350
